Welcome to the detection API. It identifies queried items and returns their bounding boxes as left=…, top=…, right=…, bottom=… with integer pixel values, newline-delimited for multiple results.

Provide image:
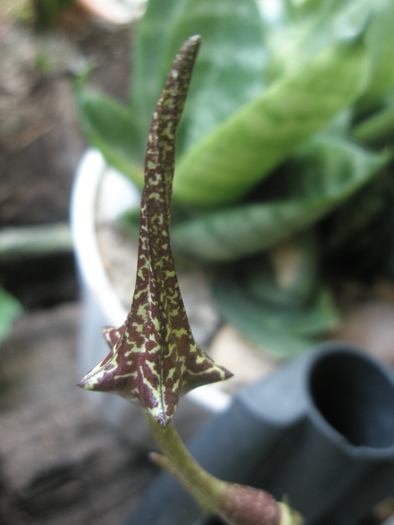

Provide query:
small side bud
left=217, top=483, right=302, bottom=525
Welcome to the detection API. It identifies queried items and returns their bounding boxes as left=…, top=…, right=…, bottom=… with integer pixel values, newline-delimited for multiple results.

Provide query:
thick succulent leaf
left=132, top=0, right=267, bottom=156
left=265, top=0, right=373, bottom=83
left=357, top=0, right=394, bottom=111
left=163, top=0, right=266, bottom=155
left=211, top=271, right=338, bottom=358
left=0, top=287, right=22, bottom=344
left=264, top=0, right=393, bottom=111
left=75, top=87, right=144, bottom=187
left=213, top=232, right=330, bottom=357
left=130, top=0, right=185, bottom=144
left=173, top=38, right=367, bottom=206
left=79, top=37, right=232, bottom=426
left=242, top=231, right=319, bottom=310
left=171, top=136, right=390, bottom=262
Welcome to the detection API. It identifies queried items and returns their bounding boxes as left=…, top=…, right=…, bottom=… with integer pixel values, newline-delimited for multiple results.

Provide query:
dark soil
left=0, top=15, right=132, bottom=307
left=0, top=303, right=158, bottom=525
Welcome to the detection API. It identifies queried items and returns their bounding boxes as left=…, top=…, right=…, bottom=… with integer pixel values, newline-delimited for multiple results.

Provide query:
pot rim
left=306, top=342, right=394, bottom=456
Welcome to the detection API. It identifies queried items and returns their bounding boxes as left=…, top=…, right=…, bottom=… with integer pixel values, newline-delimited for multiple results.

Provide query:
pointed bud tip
left=77, top=377, right=90, bottom=390
left=77, top=371, right=98, bottom=391
left=189, top=34, right=201, bottom=44
left=224, top=367, right=234, bottom=380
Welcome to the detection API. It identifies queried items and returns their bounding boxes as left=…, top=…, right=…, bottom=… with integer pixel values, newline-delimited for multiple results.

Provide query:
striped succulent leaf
left=78, top=36, right=233, bottom=426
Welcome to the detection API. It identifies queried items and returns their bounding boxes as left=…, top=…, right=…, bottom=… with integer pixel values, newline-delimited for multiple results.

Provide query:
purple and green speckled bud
left=216, top=483, right=301, bottom=525
left=78, top=36, right=233, bottom=426
left=217, top=484, right=280, bottom=525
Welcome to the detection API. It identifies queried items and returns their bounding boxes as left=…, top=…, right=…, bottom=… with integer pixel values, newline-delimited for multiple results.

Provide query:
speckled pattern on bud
left=78, top=36, right=232, bottom=426
left=217, top=483, right=280, bottom=525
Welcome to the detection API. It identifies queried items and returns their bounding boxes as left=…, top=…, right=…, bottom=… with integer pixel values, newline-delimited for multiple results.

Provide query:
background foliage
left=77, top=0, right=394, bottom=356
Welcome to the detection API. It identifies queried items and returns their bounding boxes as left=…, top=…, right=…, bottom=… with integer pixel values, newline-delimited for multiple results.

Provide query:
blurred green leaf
left=263, top=0, right=373, bottom=84
left=131, top=0, right=267, bottom=153
left=76, top=87, right=144, bottom=187
left=352, top=93, right=394, bottom=145
left=163, top=0, right=266, bottom=154
left=173, top=38, right=367, bottom=207
left=83, top=0, right=266, bottom=185
left=130, top=0, right=184, bottom=144
left=211, top=268, right=338, bottom=358
left=172, top=136, right=390, bottom=261
left=33, top=0, right=73, bottom=29
left=357, top=0, right=394, bottom=111
left=243, top=231, right=319, bottom=309
left=0, top=287, right=22, bottom=344
left=265, top=0, right=394, bottom=112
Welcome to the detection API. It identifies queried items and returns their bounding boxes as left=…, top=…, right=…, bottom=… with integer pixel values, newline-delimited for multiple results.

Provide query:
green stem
left=144, top=412, right=302, bottom=525
left=144, top=411, right=223, bottom=513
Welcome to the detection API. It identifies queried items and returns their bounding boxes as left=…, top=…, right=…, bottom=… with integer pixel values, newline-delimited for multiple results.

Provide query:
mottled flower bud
left=217, top=483, right=280, bottom=525
left=78, top=36, right=232, bottom=426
